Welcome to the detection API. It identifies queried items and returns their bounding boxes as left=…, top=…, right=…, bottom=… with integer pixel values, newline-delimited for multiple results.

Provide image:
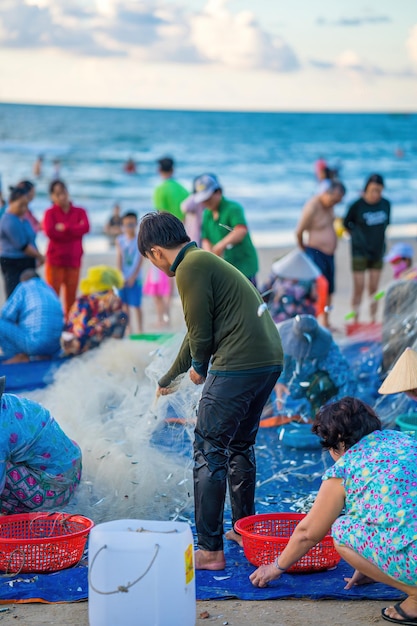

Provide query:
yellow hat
left=378, top=347, right=417, bottom=395
left=80, top=265, right=124, bottom=295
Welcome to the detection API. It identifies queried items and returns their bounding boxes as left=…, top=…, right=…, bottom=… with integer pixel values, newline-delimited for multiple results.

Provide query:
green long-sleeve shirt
left=158, top=243, right=283, bottom=387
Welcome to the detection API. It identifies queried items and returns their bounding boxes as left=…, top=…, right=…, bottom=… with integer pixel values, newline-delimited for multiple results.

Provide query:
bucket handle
left=88, top=543, right=160, bottom=595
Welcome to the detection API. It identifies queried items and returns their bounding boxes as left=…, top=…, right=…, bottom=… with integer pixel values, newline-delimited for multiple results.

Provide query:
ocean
left=0, top=103, right=416, bottom=242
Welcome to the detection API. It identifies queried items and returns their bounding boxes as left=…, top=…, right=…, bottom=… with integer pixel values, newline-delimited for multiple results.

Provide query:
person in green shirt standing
left=137, top=212, right=283, bottom=571
left=153, top=157, right=189, bottom=221
left=145, top=157, right=189, bottom=327
left=193, top=173, right=259, bottom=285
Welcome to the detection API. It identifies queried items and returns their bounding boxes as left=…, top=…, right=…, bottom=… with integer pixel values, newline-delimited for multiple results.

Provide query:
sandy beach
left=1, top=228, right=417, bottom=625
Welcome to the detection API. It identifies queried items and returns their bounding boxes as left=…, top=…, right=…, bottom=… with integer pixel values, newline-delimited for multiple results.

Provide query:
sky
left=0, top=0, right=416, bottom=111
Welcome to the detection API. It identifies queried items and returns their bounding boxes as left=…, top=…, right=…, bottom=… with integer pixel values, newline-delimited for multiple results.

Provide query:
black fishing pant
left=194, top=368, right=281, bottom=552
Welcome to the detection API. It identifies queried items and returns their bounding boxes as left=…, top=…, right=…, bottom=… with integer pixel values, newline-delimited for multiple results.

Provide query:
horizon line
left=0, top=100, right=415, bottom=116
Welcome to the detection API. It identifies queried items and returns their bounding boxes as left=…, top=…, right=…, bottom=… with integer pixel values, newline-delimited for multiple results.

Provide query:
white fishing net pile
left=29, top=334, right=200, bottom=524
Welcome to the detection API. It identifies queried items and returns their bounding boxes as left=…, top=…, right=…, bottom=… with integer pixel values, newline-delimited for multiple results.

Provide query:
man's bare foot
left=194, top=549, right=226, bottom=571
left=225, top=529, right=243, bottom=547
left=3, top=353, right=29, bottom=364
left=382, top=599, right=417, bottom=623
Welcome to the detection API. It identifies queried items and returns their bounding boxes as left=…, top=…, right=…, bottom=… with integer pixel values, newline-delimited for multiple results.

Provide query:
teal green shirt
left=153, top=178, right=189, bottom=221
left=158, top=244, right=283, bottom=387
left=201, top=197, right=258, bottom=279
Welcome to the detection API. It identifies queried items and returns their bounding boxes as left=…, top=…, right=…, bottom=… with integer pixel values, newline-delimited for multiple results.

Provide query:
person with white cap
left=260, top=248, right=329, bottom=324
left=193, top=173, right=259, bottom=285
left=384, top=242, right=416, bottom=281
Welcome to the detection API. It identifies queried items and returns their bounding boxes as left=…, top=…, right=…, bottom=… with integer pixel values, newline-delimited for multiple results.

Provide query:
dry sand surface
left=1, top=230, right=416, bottom=625
left=0, top=598, right=387, bottom=625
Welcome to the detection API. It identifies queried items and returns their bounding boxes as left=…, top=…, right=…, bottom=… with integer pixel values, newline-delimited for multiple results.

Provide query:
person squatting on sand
left=137, top=212, right=283, bottom=570
left=60, top=265, right=127, bottom=356
left=295, top=181, right=346, bottom=328
left=0, top=377, right=81, bottom=514
left=274, top=315, right=356, bottom=418
left=249, top=397, right=417, bottom=625
left=0, top=269, right=64, bottom=363
left=43, top=180, right=90, bottom=318
left=343, top=173, right=390, bottom=324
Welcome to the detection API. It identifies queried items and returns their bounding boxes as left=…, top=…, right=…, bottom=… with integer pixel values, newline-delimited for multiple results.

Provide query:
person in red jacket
left=43, top=180, right=90, bottom=317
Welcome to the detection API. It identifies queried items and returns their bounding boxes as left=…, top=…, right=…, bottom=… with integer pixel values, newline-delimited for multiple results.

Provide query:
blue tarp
left=0, top=427, right=404, bottom=604
left=0, top=358, right=69, bottom=392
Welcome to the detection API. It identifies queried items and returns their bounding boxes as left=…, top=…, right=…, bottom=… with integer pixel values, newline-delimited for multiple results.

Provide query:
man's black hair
left=137, top=212, right=190, bottom=257
left=157, top=157, right=174, bottom=173
left=364, top=173, right=384, bottom=191
left=121, top=211, right=138, bottom=221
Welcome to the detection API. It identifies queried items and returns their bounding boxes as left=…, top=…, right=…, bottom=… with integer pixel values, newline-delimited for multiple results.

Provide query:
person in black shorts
left=343, top=174, right=390, bottom=323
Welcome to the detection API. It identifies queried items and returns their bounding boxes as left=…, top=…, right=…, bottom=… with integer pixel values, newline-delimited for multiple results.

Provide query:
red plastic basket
left=0, top=512, right=94, bottom=574
left=234, top=513, right=340, bottom=573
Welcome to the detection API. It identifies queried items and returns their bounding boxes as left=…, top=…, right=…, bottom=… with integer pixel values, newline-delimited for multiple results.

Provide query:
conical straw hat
left=378, top=347, right=417, bottom=394
left=271, top=248, right=322, bottom=281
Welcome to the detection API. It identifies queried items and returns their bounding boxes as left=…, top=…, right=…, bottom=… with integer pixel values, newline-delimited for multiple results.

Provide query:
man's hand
left=156, top=385, right=176, bottom=397
left=189, top=368, right=206, bottom=386
left=55, top=222, right=65, bottom=231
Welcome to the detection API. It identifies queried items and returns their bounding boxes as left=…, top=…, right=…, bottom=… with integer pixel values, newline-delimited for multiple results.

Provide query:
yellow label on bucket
left=185, top=544, right=194, bottom=584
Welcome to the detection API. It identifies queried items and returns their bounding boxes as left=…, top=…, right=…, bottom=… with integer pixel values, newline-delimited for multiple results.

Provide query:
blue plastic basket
left=279, top=422, right=321, bottom=449
left=395, top=413, right=417, bottom=439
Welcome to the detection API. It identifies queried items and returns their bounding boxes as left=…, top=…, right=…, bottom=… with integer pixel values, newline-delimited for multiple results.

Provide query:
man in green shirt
left=138, top=212, right=283, bottom=570
left=153, top=157, right=188, bottom=221
left=194, top=173, right=258, bottom=284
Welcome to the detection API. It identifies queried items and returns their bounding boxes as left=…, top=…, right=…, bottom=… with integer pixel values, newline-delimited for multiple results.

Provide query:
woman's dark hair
left=49, top=179, right=67, bottom=195
left=8, top=186, right=28, bottom=203
left=364, top=173, right=384, bottom=191
left=312, top=396, right=381, bottom=451
left=17, top=180, right=35, bottom=193
left=137, top=212, right=190, bottom=257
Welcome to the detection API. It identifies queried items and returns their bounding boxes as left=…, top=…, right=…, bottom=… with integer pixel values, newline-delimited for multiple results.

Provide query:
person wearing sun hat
left=378, top=347, right=417, bottom=401
left=384, top=242, right=416, bottom=281
left=61, top=265, right=128, bottom=356
left=275, top=315, right=356, bottom=417
left=195, top=173, right=259, bottom=285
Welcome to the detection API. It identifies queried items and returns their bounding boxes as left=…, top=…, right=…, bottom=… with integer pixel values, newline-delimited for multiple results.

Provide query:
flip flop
left=382, top=603, right=417, bottom=625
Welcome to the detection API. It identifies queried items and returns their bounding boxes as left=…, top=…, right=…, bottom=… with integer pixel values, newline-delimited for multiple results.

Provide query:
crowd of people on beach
left=0, top=151, right=416, bottom=625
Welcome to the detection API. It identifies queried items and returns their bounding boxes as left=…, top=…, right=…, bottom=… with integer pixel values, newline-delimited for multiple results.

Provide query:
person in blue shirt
left=0, top=186, right=44, bottom=298
left=275, top=315, right=357, bottom=418
left=0, top=269, right=64, bottom=363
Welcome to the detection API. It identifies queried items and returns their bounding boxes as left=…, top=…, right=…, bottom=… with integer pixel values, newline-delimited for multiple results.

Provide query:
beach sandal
left=382, top=603, right=417, bottom=625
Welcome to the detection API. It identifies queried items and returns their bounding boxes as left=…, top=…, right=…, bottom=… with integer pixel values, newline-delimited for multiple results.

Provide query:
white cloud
left=406, top=24, right=417, bottom=67
left=310, top=49, right=415, bottom=79
left=189, top=0, right=298, bottom=71
left=0, top=0, right=298, bottom=71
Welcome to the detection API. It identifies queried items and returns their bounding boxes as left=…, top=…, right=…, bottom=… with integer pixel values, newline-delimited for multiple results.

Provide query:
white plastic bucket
left=88, top=519, right=195, bottom=626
